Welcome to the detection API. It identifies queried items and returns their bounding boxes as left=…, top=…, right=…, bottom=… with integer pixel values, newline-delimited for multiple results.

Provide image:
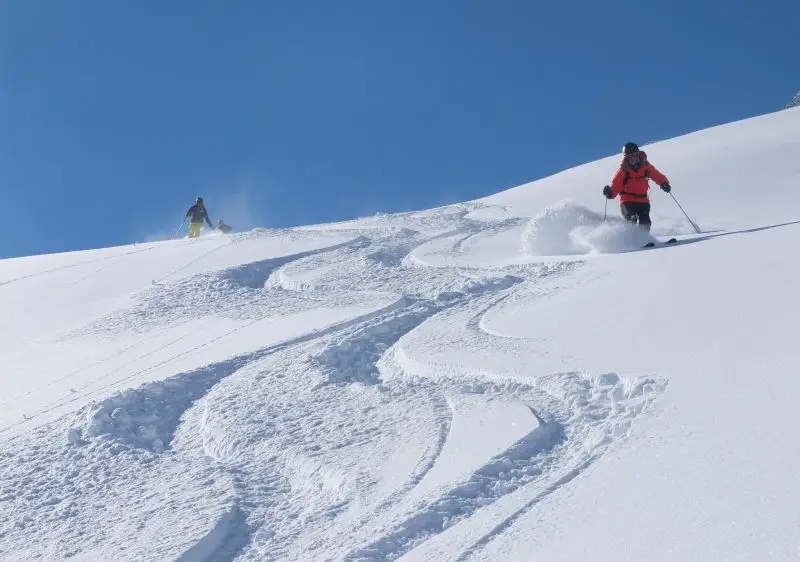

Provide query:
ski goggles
left=626, top=153, right=641, bottom=164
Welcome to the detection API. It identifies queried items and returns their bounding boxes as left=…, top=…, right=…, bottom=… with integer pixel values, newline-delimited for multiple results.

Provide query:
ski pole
left=669, top=192, right=701, bottom=234
left=603, top=198, right=608, bottom=222
left=174, top=217, right=187, bottom=239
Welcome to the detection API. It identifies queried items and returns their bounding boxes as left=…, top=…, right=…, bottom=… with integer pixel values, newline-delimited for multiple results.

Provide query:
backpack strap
left=620, top=162, right=631, bottom=186
left=621, top=159, right=650, bottom=185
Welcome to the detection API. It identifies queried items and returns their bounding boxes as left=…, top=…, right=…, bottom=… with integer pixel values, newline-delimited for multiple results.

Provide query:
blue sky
left=0, top=0, right=797, bottom=257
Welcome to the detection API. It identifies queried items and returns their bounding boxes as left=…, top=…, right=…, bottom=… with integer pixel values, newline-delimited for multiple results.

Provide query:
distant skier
left=185, top=197, right=213, bottom=238
left=603, top=142, right=672, bottom=231
left=217, top=219, right=232, bottom=234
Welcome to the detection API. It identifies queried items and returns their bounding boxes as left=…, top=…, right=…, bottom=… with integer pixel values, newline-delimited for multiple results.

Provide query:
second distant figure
left=186, top=197, right=213, bottom=238
left=217, top=219, right=232, bottom=234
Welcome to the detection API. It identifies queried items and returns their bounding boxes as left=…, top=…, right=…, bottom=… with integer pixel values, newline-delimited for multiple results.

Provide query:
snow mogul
left=185, top=197, right=214, bottom=238
left=602, top=142, right=672, bottom=232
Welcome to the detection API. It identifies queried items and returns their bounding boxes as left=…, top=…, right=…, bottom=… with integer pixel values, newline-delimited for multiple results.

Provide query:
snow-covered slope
left=1, top=107, right=799, bottom=561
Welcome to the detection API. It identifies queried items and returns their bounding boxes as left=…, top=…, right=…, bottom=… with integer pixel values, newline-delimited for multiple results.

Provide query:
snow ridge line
left=316, top=299, right=442, bottom=386
left=29, top=233, right=488, bottom=441
left=433, top=222, right=484, bottom=257
left=454, top=452, right=596, bottom=561
left=353, top=294, right=667, bottom=562
left=343, top=371, right=665, bottom=562
left=317, top=272, right=521, bottom=386
left=450, top=217, right=528, bottom=256
left=469, top=262, right=585, bottom=340
left=454, top=374, right=668, bottom=560
left=346, top=410, right=563, bottom=562
left=71, top=234, right=370, bottom=337
left=214, top=234, right=369, bottom=290
left=64, top=261, right=514, bottom=451
left=64, top=295, right=410, bottom=451
left=359, top=389, right=451, bottom=521
left=189, top=274, right=524, bottom=559
left=174, top=506, right=246, bottom=562
left=151, top=233, right=365, bottom=286
left=314, top=274, right=523, bottom=387
left=363, top=227, right=423, bottom=267
left=398, top=221, right=488, bottom=269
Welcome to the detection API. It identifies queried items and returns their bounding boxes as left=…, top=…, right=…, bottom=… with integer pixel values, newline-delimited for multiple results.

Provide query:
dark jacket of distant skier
left=602, top=142, right=672, bottom=231
left=217, top=220, right=232, bottom=234
left=186, top=197, right=213, bottom=238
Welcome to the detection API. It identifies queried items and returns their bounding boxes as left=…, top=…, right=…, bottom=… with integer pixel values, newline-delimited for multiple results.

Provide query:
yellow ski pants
left=188, top=221, right=203, bottom=238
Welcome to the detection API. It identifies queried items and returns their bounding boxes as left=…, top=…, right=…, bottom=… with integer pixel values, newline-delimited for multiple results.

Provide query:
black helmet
left=196, top=197, right=204, bottom=204
left=623, top=142, right=639, bottom=155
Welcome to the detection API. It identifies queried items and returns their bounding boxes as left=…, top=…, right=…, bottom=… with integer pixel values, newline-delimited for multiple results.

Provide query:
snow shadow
left=344, top=369, right=666, bottom=561
left=689, top=219, right=800, bottom=244
left=348, top=411, right=563, bottom=561
left=204, top=235, right=366, bottom=291
left=315, top=298, right=434, bottom=385
left=68, top=353, right=254, bottom=452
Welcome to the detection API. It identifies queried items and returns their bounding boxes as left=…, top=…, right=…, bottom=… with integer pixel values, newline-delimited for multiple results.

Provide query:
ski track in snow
left=0, top=244, right=160, bottom=289
left=0, top=203, right=668, bottom=561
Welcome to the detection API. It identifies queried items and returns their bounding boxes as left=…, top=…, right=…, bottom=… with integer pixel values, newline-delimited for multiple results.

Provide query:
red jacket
left=609, top=151, right=669, bottom=204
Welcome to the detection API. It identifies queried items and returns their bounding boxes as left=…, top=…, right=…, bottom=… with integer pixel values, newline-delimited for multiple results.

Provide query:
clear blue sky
left=0, top=0, right=797, bottom=257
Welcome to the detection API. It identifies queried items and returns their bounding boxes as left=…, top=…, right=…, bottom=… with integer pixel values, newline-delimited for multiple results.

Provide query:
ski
left=642, top=237, right=677, bottom=249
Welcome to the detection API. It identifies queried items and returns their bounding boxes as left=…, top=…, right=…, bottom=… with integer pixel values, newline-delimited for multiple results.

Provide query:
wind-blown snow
left=521, top=200, right=656, bottom=256
left=1, top=107, right=800, bottom=561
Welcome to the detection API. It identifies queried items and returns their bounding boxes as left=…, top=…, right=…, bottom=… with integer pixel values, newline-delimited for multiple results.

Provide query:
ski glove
left=661, top=183, right=672, bottom=193
left=602, top=185, right=614, bottom=199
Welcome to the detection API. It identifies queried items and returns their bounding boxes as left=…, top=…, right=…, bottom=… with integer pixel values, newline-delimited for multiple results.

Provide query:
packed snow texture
left=1, top=106, right=800, bottom=561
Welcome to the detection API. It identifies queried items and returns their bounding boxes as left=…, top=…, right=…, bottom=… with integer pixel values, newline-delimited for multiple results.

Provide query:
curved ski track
left=0, top=205, right=667, bottom=561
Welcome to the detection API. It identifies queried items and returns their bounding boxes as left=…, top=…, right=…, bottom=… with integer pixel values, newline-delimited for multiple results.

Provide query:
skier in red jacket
left=603, top=142, right=672, bottom=231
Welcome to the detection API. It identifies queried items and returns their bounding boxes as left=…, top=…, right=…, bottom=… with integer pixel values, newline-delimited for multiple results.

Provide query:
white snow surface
left=2, top=107, right=800, bottom=561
